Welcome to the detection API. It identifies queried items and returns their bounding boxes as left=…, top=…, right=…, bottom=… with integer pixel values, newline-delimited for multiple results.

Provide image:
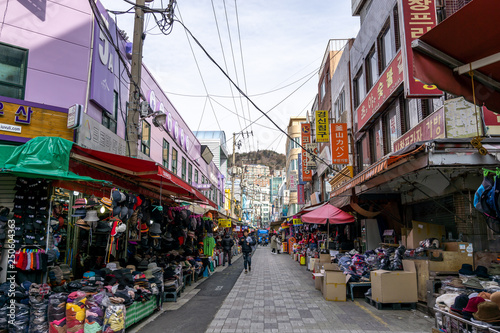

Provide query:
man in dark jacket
left=239, top=229, right=256, bottom=273
left=221, top=233, right=234, bottom=266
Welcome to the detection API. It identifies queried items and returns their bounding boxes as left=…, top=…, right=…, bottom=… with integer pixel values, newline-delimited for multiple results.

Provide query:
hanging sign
left=357, top=51, right=404, bottom=131
left=306, top=143, right=318, bottom=169
left=218, top=219, right=231, bottom=228
left=399, top=0, right=442, bottom=97
left=293, top=218, right=302, bottom=226
left=330, top=123, right=348, bottom=164
left=315, top=110, right=330, bottom=142
left=301, top=123, right=312, bottom=182
left=297, top=184, right=305, bottom=205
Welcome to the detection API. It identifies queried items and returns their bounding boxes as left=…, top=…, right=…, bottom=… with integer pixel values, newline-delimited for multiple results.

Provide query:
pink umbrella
left=301, top=203, right=354, bottom=224
left=301, top=203, right=354, bottom=249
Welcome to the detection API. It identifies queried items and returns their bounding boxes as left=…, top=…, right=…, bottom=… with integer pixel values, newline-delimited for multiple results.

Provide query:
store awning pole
left=327, top=219, right=329, bottom=251
left=43, top=191, right=53, bottom=284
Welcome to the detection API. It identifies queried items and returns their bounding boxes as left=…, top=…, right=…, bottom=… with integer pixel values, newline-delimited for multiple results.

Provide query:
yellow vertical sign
left=315, top=110, right=329, bottom=142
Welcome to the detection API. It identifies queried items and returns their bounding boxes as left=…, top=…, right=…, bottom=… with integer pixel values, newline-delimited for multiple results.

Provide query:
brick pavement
left=206, top=247, right=434, bottom=333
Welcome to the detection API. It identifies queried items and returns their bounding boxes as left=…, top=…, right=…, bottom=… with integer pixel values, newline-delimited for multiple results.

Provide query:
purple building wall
left=0, top=0, right=224, bottom=208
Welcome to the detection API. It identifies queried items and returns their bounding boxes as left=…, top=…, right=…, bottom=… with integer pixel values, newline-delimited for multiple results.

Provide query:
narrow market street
left=135, top=246, right=434, bottom=333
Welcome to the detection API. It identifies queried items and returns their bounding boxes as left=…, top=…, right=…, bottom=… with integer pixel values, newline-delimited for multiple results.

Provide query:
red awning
left=301, top=203, right=354, bottom=225
left=412, top=0, right=500, bottom=113
left=70, top=146, right=217, bottom=208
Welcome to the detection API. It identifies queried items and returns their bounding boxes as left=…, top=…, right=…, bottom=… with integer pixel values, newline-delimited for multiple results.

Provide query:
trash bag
left=102, top=304, right=126, bottom=333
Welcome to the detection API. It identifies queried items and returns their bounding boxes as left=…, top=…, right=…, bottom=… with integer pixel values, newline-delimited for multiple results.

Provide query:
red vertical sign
left=297, top=184, right=305, bottom=205
left=330, top=123, right=349, bottom=164
left=301, top=123, right=312, bottom=182
left=400, top=0, right=442, bottom=97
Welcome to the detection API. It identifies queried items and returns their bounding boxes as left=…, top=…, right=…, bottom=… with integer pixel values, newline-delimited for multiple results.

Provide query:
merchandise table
left=125, top=295, right=158, bottom=328
left=347, top=281, right=371, bottom=301
left=434, top=307, right=500, bottom=333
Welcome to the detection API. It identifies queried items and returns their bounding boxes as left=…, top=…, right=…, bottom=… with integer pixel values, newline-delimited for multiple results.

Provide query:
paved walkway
left=206, top=247, right=434, bottom=333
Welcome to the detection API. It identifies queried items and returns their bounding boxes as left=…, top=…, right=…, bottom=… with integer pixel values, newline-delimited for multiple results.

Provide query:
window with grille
left=365, top=46, right=378, bottom=91
left=162, top=139, right=169, bottom=169
left=353, top=68, right=365, bottom=109
left=141, top=121, right=151, bottom=156
left=172, top=149, right=178, bottom=174
left=0, top=43, right=28, bottom=99
left=102, top=91, right=118, bottom=133
left=188, top=163, right=193, bottom=185
left=181, top=157, right=187, bottom=181
left=378, top=20, right=393, bottom=72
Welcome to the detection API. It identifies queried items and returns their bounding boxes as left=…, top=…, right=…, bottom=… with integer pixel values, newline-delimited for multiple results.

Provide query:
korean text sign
left=218, top=219, right=231, bottom=228
left=393, top=106, right=444, bottom=151
left=330, top=123, right=349, bottom=164
left=400, top=0, right=442, bottom=97
left=357, top=51, right=404, bottom=131
left=315, top=110, right=330, bottom=142
left=300, top=123, right=312, bottom=181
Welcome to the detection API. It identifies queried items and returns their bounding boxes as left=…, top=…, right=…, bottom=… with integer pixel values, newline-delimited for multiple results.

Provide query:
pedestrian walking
left=239, top=229, right=256, bottom=273
left=276, top=236, right=282, bottom=254
left=270, top=234, right=277, bottom=254
left=221, top=232, right=234, bottom=266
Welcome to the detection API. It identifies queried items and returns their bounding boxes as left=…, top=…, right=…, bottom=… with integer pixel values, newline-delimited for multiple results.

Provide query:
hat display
left=100, top=197, right=112, bottom=210
left=96, top=221, right=111, bottom=233
left=474, top=301, right=500, bottom=323
left=140, top=223, right=149, bottom=233
left=119, top=206, right=129, bottom=220
left=72, top=208, right=87, bottom=217
left=113, top=206, right=122, bottom=217
left=115, top=223, right=127, bottom=233
left=86, top=198, right=98, bottom=207
left=479, top=291, right=492, bottom=300
left=459, top=264, right=475, bottom=276
left=464, top=276, right=486, bottom=290
left=450, top=294, right=469, bottom=314
left=490, top=291, right=500, bottom=308
left=448, top=278, right=466, bottom=289
left=150, top=222, right=161, bottom=234
left=164, top=232, right=174, bottom=241
left=111, top=190, right=121, bottom=202
left=490, top=263, right=500, bottom=276
left=72, top=198, right=87, bottom=209
left=83, top=210, right=99, bottom=222
left=76, top=219, right=90, bottom=230
left=462, top=297, right=485, bottom=319
left=475, top=266, right=490, bottom=279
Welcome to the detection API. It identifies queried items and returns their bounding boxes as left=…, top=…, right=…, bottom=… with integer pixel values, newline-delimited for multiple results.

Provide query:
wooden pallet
left=365, top=296, right=417, bottom=310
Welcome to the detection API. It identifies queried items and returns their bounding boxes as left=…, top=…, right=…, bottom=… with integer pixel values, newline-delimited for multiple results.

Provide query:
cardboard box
left=444, top=242, right=472, bottom=254
left=323, top=263, right=339, bottom=271
left=322, top=266, right=349, bottom=302
left=309, top=258, right=319, bottom=271
left=312, top=273, right=324, bottom=290
left=427, top=250, right=473, bottom=271
left=319, top=254, right=331, bottom=262
left=402, top=221, right=445, bottom=249
left=370, top=265, right=417, bottom=303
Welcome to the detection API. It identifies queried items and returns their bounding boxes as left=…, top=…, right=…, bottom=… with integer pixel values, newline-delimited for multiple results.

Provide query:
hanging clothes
left=203, top=236, right=216, bottom=257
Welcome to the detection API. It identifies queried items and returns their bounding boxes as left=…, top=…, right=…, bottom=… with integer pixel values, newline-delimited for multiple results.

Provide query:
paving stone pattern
left=206, top=247, right=434, bottom=333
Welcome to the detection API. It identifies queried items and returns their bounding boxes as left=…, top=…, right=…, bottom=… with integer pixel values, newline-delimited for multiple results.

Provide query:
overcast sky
left=101, top=0, right=360, bottom=154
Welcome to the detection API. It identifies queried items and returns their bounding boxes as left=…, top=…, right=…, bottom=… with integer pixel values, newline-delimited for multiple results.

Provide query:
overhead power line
left=173, top=18, right=347, bottom=178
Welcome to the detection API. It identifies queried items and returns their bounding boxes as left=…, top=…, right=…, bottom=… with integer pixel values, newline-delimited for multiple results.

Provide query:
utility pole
left=126, top=0, right=150, bottom=157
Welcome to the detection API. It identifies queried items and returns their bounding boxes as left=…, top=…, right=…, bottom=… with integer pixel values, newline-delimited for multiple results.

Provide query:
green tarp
left=0, top=136, right=103, bottom=182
